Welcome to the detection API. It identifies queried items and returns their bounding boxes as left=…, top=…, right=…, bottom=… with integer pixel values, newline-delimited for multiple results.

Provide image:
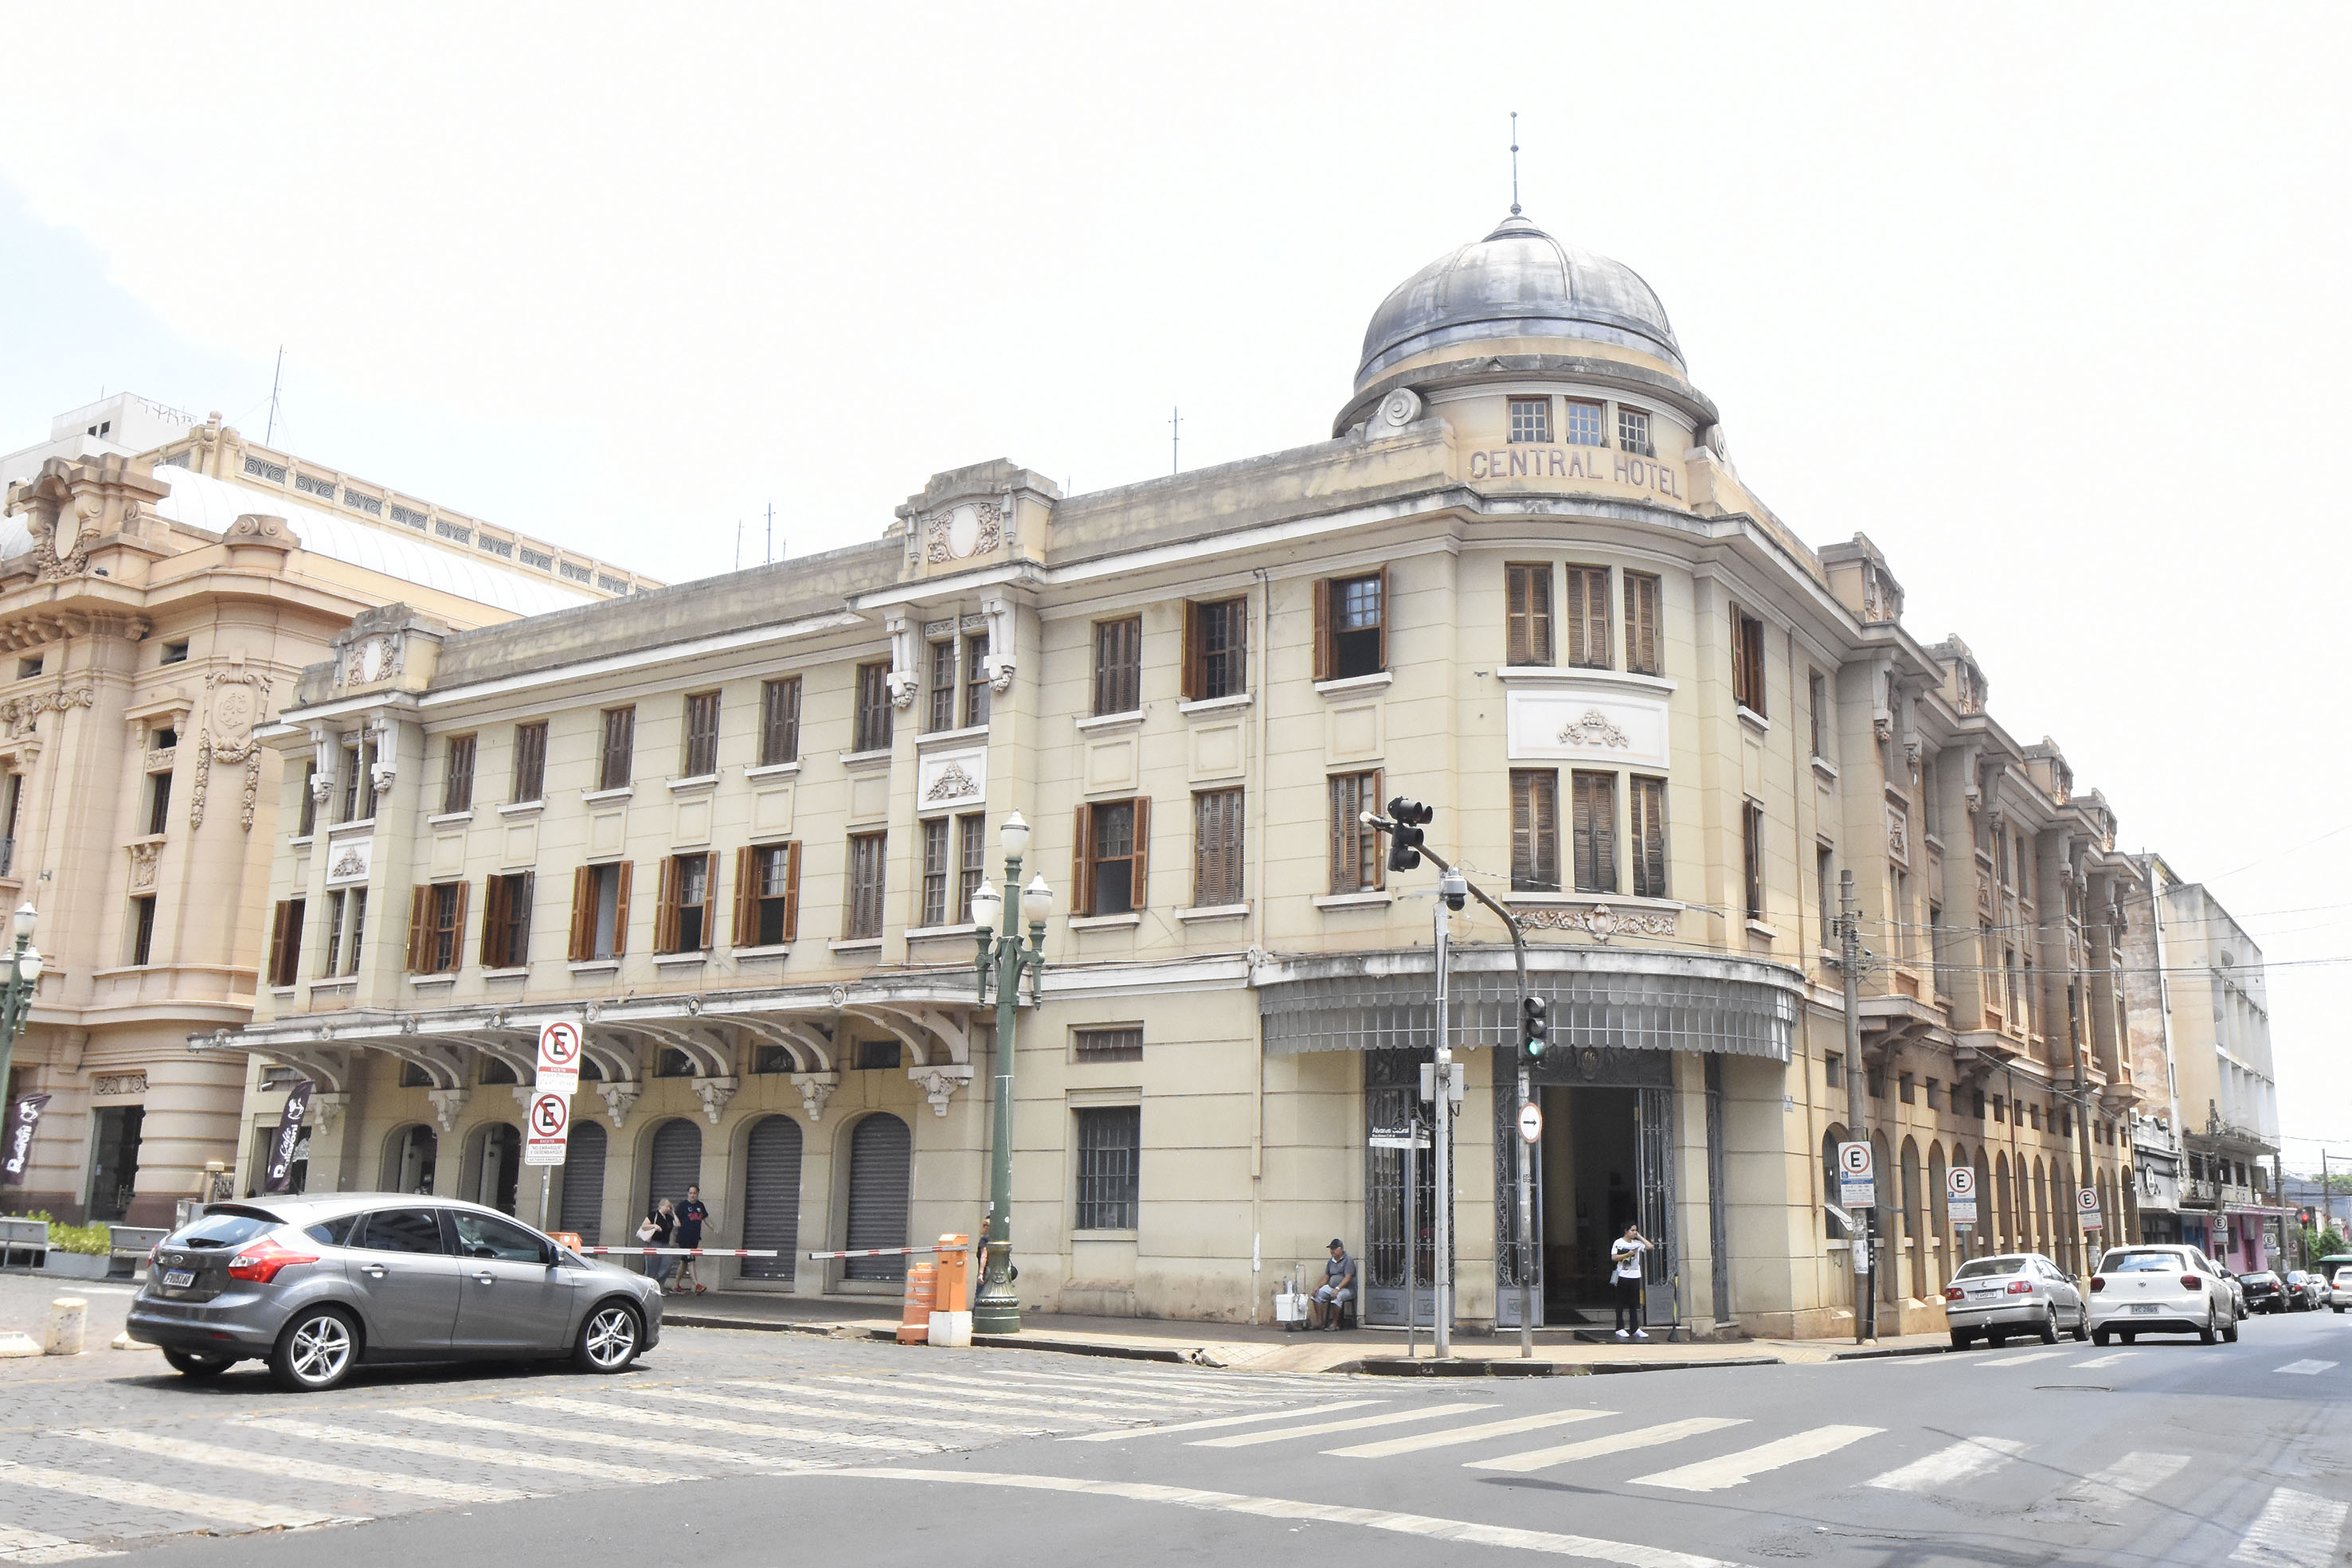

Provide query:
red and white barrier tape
left=805, top=1244, right=971, bottom=1260
left=580, top=1246, right=782, bottom=1257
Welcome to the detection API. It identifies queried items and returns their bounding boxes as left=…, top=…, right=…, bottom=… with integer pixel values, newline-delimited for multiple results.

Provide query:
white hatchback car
left=2089, top=1245, right=2237, bottom=1346
left=2334, top=1268, right=2352, bottom=1313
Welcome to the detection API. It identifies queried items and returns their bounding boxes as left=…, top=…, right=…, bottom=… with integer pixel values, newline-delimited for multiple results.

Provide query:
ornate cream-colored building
left=0, top=395, right=652, bottom=1225
left=213, top=214, right=2156, bottom=1336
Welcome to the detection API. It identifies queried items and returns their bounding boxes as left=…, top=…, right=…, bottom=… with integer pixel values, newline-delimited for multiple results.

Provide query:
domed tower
left=1333, top=213, right=1722, bottom=470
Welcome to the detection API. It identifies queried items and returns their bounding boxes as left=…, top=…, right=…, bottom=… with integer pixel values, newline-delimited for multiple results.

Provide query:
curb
left=663, top=1312, right=1201, bottom=1365
left=663, top=1313, right=864, bottom=1339
left=1584, top=1355, right=1782, bottom=1374
left=1828, top=1343, right=1951, bottom=1361
left=1348, top=1357, right=1560, bottom=1377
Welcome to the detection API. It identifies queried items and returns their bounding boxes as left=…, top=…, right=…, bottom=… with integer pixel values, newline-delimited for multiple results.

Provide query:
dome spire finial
left=1509, top=110, right=1521, bottom=217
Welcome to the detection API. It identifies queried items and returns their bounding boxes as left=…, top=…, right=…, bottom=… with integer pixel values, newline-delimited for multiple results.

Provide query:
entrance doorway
left=88, top=1105, right=144, bottom=1222
left=1363, top=1049, right=1442, bottom=1325
left=468, top=1123, right=522, bottom=1214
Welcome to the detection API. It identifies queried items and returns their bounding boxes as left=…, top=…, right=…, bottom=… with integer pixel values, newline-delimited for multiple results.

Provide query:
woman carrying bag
left=639, top=1198, right=678, bottom=1291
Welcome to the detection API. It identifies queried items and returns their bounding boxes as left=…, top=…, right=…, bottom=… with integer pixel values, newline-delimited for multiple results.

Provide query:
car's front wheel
left=162, top=1348, right=236, bottom=1380
left=2072, top=1308, right=2090, bottom=1342
left=2038, top=1308, right=2060, bottom=1345
left=269, top=1307, right=360, bottom=1393
left=573, top=1300, right=643, bottom=1374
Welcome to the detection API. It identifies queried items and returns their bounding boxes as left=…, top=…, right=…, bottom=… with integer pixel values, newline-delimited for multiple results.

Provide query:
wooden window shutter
left=406, top=886, right=432, bottom=972
left=701, top=852, right=719, bottom=948
left=654, top=857, right=679, bottom=953
left=1327, top=778, right=1347, bottom=894
left=479, top=878, right=503, bottom=967
left=569, top=866, right=595, bottom=961
left=781, top=842, right=802, bottom=942
left=268, top=901, right=292, bottom=987
left=1129, top=797, right=1151, bottom=911
left=611, top=862, right=632, bottom=958
left=1505, top=566, right=1527, bottom=665
left=448, top=881, right=470, bottom=973
left=1071, top=804, right=1094, bottom=917
left=1181, top=604, right=1200, bottom=702
left=1564, top=569, right=1585, bottom=666
left=1373, top=569, right=1389, bottom=672
left=1311, top=578, right=1332, bottom=682
left=731, top=847, right=756, bottom=946
left=1634, top=776, right=1669, bottom=899
left=1370, top=768, right=1385, bottom=891
left=1590, top=774, right=1616, bottom=893
left=1626, top=573, right=1661, bottom=676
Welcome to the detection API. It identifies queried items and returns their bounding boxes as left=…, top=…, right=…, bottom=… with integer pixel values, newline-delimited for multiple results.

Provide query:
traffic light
left=2300, top=1207, right=2317, bottom=1227
left=1520, top=995, right=1548, bottom=1062
left=1387, top=796, right=1432, bottom=873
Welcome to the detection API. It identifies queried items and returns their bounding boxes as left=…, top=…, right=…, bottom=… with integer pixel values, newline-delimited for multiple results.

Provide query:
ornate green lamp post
left=969, top=812, right=1052, bottom=1334
left=0, top=903, right=44, bottom=1097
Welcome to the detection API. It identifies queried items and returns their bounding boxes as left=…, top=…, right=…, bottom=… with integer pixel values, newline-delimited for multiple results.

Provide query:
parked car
left=1942, top=1252, right=2089, bottom=1349
left=2282, top=1271, right=2325, bottom=1310
left=2237, top=1271, right=2288, bottom=1314
left=125, top=1193, right=662, bottom=1392
left=2206, top=1257, right=2249, bottom=1322
left=2089, top=1245, right=2238, bottom=1345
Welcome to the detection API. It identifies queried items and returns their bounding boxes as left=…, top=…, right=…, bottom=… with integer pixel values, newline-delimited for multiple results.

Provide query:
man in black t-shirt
left=674, top=1185, right=710, bottom=1296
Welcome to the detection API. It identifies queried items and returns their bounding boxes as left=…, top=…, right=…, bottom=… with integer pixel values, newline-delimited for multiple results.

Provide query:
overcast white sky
left=3, top=5, right=2347, bottom=1169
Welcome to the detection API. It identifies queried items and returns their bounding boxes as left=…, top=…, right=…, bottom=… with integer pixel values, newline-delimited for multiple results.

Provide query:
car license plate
left=2129, top=1302, right=2159, bottom=1316
left=163, top=1270, right=194, bottom=1288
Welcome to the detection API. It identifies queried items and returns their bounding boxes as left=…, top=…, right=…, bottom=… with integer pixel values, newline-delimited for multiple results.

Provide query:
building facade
left=213, top=214, right=2154, bottom=1336
left=0, top=395, right=650, bottom=1224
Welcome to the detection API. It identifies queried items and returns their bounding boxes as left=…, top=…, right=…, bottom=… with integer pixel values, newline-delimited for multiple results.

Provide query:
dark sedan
left=2237, top=1271, right=2288, bottom=1314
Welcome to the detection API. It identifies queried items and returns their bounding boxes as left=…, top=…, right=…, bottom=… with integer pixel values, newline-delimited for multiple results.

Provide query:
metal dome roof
left=1356, top=214, right=1683, bottom=389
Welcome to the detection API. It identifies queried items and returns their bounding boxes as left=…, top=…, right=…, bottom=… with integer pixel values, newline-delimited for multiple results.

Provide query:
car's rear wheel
left=573, top=1300, right=642, bottom=1374
left=2119, top=1331, right=2136, bottom=1344
left=1987, top=1331, right=2008, bottom=1348
left=2092, top=1328, right=2111, bottom=1347
left=2038, top=1308, right=2060, bottom=1345
left=1949, top=1328, right=1973, bottom=1350
left=269, top=1307, right=359, bottom=1392
left=2198, top=1309, right=2217, bottom=1346
left=162, top=1348, right=235, bottom=1380
left=2222, top=1312, right=2239, bottom=1344
left=2072, top=1308, right=2090, bottom=1342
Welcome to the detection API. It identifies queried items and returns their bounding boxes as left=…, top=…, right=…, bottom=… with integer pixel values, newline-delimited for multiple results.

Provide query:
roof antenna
left=1509, top=111, right=1521, bottom=217
left=1169, top=405, right=1182, bottom=475
left=264, top=346, right=285, bottom=445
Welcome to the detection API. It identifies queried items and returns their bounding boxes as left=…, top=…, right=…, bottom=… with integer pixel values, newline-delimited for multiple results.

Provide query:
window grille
left=343, top=490, right=384, bottom=516
left=436, top=519, right=472, bottom=543
left=477, top=535, right=515, bottom=557
left=1074, top=1028, right=1143, bottom=1063
left=558, top=561, right=593, bottom=583
left=390, top=504, right=429, bottom=530
left=597, top=573, right=628, bottom=592
left=1074, top=1107, right=1140, bottom=1230
left=294, top=473, right=335, bottom=499
left=243, top=456, right=288, bottom=483
left=519, top=547, right=555, bottom=570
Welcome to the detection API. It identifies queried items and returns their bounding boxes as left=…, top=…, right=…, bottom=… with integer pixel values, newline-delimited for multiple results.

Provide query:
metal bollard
left=45, top=1297, right=87, bottom=1356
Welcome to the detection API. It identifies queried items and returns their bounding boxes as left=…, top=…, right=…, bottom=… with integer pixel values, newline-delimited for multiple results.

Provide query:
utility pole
left=1841, top=870, right=1871, bottom=1343
left=1431, top=888, right=1453, bottom=1360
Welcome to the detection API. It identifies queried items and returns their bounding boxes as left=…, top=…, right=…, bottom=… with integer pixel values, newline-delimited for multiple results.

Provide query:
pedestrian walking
left=673, top=1184, right=710, bottom=1295
left=639, top=1197, right=677, bottom=1289
left=1611, top=1223, right=1652, bottom=1341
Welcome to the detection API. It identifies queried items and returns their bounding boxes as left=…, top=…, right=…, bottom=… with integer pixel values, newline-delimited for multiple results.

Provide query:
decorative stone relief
left=425, top=1087, right=471, bottom=1132
left=369, top=715, right=400, bottom=794
left=691, top=1075, right=740, bottom=1124
left=92, top=1071, right=148, bottom=1096
left=1512, top=903, right=1679, bottom=943
left=910, top=1065, right=973, bottom=1117
left=308, top=1092, right=350, bottom=1136
left=29, top=494, right=99, bottom=581
left=791, top=1072, right=839, bottom=1123
left=981, top=595, right=1015, bottom=693
left=1977, top=872, right=1994, bottom=913
left=597, top=1079, right=641, bottom=1130
left=325, top=837, right=372, bottom=886
left=925, top=502, right=1004, bottom=563
left=883, top=613, right=918, bottom=710
left=0, top=687, right=95, bottom=738
left=127, top=842, right=162, bottom=892
left=1375, top=387, right=1423, bottom=428
left=1556, top=710, right=1630, bottom=749
left=1886, top=804, right=1910, bottom=867
left=193, top=669, right=272, bottom=831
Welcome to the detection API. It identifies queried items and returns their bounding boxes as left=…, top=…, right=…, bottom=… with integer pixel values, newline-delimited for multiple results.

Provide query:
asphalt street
left=0, top=1273, right=2345, bottom=1567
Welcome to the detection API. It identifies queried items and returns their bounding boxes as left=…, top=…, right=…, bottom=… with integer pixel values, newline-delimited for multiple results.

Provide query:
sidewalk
left=662, top=1288, right=1951, bottom=1374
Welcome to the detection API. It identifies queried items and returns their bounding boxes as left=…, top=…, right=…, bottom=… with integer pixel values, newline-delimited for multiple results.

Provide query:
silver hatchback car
left=126, top=1192, right=663, bottom=1391
left=1941, top=1252, right=2090, bottom=1348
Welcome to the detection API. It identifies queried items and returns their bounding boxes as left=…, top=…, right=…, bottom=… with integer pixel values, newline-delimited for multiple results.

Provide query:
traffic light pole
left=1432, top=893, right=1453, bottom=1362
left=1841, top=870, right=1873, bottom=1344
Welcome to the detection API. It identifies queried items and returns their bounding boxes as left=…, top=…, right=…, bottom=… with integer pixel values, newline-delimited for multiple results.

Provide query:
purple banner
left=2, top=1093, right=50, bottom=1187
left=263, top=1081, right=313, bottom=1194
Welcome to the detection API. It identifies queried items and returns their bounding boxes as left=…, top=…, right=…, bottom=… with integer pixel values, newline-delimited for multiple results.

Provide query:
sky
left=2, top=5, right=2347, bottom=1169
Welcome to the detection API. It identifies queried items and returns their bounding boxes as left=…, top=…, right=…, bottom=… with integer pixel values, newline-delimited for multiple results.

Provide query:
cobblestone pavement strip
left=0, top=1323, right=1350, bottom=1558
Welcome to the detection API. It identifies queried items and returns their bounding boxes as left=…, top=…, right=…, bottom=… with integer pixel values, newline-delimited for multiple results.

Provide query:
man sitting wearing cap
left=1308, top=1238, right=1358, bottom=1331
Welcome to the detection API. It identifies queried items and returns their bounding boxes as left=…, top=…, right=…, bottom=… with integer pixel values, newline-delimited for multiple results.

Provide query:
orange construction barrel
left=898, top=1262, right=937, bottom=1344
left=933, top=1235, right=971, bottom=1314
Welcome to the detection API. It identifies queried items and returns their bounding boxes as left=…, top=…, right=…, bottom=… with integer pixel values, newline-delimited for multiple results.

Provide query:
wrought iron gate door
left=1364, top=1049, right=1444, bottom=1325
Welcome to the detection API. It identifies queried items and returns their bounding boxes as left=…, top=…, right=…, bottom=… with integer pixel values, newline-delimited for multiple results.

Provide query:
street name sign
left=1837, top=1140, right=1876, bottom=1208
left=1518, top=1103, right=1544, bottom=1144
left=523, top=1089, right=570, bottom=1167
left=1947, top=1163, right=1978, bottom=1226
left=2078, top=1186, right=2103, bottom=1231
left=535, top=1019, right=584, bottom=1098
left=1368, top=1122, right=1430, bottom=1151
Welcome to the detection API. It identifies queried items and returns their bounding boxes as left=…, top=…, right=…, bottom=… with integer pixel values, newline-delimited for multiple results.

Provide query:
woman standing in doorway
left=1610, top=1224, right=1651, bottom=1342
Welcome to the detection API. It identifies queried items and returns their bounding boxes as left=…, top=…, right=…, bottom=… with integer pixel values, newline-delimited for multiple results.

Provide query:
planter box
left=45, top=1252, right=110, bottom=1280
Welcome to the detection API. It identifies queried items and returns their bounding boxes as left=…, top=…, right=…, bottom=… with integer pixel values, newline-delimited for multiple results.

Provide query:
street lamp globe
left=14, top=947, right=39, bottom=984
left=969, top=878, right=1003, bottom=930
left=999, top=811, right=1031, bottom=861
left=1021, top=873, right=1054, bottom=926
left=12, top=903, right=33, bottom=943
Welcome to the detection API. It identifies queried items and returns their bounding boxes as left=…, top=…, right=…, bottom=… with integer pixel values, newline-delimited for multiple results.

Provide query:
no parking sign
left=1837, top=1141, right=1876, bottom=1209
left=1947, top=1163, right=1978, bottom=1226
left=523, top=1089, right=570, bottom=1167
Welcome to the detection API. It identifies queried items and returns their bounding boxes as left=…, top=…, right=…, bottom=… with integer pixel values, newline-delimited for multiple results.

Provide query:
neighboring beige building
left=0, top=394, right=652, bottom=1225
left=213, top=213, right=2152, bottom=1336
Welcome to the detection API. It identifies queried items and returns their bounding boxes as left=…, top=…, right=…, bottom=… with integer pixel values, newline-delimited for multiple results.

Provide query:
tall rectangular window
left=322, top=888, right=366, bottom=977
left=511, top=721, right=547, bottom=803
left=1509, top=769, right=1558, bottom=893
left=748, top=677, right=799, bottom=767
left=1192, top=788, right=1244, bottom=908
left=1630, top=774, right=1669, bottom=900
left=1092, top=616, right=1142, bottom=717
left=406, top=882, right=467, bottom=974
left=1742, top=800, right=1765, bottom=921
left=1818, top=845, right=1837, bottom=948
left=1571, top=770, right=1618, bottom=894
left=267, top=897, right=305, bottom=987
left=683, top=692, right=720, bottom=777
left=1505, top=564, right=1552, bottom=666
left=1073, top=799, right=1147, bottom=917
left=926, top=639, right=958, bottom=733
left=146, top=771, right=172, bottom=836
left=1618, top=405, right=1653, bottom=456
left=129, top=895, right=158, bottom=965
left=1327, top=772, right=1383, bottom=894
left=1564, top=565, right=1611, bottom=669
left=1507, top=397, right=1551, bottom=444
left=656, top=852, right=715, bottom=952
left=569, top=862, right=631, bottom=961
left=1564, top=399, right=1604, bottom=446
left=963, top=633, right=992, bottom=728
left=340, top=735, right=378, bottom=823
left=734, top=842, right=800, bottom=946
left=597, top=706, right=635, bottom=791
left=846, top=832, right=888, bottom=939
left=1184, top=598, right=1247, bottom=701
left=956, top=812, right=987, bottom=923
left=920, top=816, right=951, bottom=927
left=480, top=873, right=531, bottom=968
left=442, top=735, right=476, bottom=815
left=1074, top=1106, right=1141, bottom=1230
left=1315, top=573, right=1387, bottom=682
left=1624, top=571, right=1662, bottom=677
left=1808, top=671, right=1827, bottom=759
left=853, top=663, right=893, bottom=753
left=1732, top=611, right=1767, bottom=717
left=296, top=763, right=318, bottom=837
